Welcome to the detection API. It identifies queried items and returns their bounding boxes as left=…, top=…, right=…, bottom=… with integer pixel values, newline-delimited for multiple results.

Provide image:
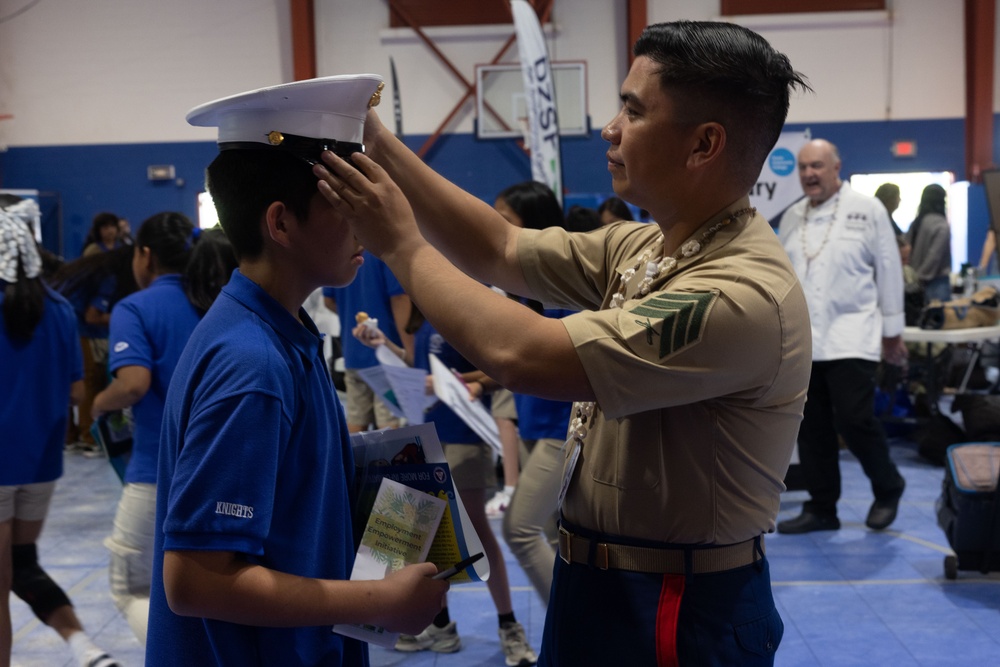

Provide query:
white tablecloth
left=902, top=324, right=1000, bottom=345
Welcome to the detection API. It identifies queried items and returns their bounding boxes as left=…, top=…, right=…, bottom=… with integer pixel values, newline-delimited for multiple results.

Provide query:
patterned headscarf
left=0, top=199, right=42, bottom=283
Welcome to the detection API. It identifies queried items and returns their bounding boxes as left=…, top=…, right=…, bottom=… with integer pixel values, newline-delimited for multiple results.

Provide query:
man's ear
left=263, top=201, right=294, bottom=249
left=687, top=122, right=726, bottom=170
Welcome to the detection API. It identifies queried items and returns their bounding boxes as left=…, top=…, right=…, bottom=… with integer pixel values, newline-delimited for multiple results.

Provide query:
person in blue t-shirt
left=0, top=205, right=121, bottom=667
left=91, top=213, right=237, bottom=645
left=145, top=76, right=447, bottom=667
left=322, top=251, right=412, bottom=432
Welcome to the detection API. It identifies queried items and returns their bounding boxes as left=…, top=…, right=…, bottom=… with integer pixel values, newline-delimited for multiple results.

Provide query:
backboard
left=475, top=61, right=588, bottom=139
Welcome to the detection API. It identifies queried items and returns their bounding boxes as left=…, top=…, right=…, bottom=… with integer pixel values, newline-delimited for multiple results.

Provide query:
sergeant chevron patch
left=628, top=292, right=717, bottom=358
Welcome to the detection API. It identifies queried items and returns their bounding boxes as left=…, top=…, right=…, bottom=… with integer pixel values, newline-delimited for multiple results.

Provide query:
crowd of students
left=0, top=149, right=579, bottom=667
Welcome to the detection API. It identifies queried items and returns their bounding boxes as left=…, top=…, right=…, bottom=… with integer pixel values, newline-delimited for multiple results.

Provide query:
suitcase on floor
left=935, top=442, right=1000, bottom=578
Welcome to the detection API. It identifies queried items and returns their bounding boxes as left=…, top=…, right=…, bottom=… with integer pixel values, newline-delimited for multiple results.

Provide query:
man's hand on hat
left=314, top=151, right=421, bottom=259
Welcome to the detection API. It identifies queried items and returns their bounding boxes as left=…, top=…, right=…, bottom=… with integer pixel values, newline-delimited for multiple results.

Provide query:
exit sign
left=891, top=140, right=917, bottom=158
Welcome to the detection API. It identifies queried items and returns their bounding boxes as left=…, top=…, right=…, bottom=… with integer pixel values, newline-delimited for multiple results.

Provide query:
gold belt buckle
left=558, top=527, right=572, bottom=564
left=559, top=528, right=610, bottom=569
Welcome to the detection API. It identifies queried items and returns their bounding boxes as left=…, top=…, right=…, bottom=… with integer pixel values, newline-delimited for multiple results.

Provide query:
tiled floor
left=10, top=438, right=1000, bottom=666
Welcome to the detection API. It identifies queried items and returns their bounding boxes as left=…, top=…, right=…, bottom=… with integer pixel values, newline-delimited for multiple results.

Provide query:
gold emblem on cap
left=267, top=131, right=284, bottom=145
left=368, top=82, right=385, bottom=108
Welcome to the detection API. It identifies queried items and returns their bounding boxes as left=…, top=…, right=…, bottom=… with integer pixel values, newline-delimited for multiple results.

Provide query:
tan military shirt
left=518, top=197, right=811, bottom=545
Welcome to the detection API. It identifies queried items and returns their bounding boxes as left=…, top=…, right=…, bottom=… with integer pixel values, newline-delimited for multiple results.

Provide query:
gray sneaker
left=499, top=621, right=537, bottom=666
left=394, top=621, right=461, bottom=653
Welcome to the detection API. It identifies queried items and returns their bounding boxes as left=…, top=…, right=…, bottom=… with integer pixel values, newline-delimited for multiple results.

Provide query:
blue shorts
left=539, top=546, right=782, bottom=666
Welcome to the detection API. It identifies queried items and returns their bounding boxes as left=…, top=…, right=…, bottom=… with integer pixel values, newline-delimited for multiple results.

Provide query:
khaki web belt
left=558, top=526, right=764, bottom=574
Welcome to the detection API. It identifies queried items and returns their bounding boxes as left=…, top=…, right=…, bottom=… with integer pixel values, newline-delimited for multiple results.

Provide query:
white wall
left=654, top=0, right=969, bottom=123
left=0, top=0, right=996, bottom=147
left=0, top=0, right=292, bottom=147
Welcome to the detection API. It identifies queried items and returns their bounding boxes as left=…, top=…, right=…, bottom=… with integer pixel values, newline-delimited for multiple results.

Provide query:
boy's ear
left=263, top=201, right=294, bottom=249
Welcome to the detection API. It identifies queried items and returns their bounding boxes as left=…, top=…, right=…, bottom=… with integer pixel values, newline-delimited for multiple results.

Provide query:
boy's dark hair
left=496, top=181, right=564, bottom=231
left=205, top=149, right=317, bottom=260
left=634, top=21, right=810, bottom=187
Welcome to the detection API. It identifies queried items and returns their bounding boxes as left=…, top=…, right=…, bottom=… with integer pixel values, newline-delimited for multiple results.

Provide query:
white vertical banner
left=750, top=129, right=810, bottom=224
left=511, top=0, right=562, bottom=204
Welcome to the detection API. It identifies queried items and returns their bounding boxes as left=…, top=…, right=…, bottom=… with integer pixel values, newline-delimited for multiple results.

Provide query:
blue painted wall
left=1, top=142, right=218, bottom=258
left=1, top=115, right=998, bottom=260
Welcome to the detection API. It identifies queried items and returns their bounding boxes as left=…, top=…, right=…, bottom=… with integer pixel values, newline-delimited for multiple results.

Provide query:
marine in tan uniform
left=315, top=20, right=811, bottom=667
left=523, top=202, right=810, bottom=547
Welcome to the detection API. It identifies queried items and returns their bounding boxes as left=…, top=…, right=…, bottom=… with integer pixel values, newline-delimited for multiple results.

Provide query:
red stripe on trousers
left=655, top=574, right=685, bottom=667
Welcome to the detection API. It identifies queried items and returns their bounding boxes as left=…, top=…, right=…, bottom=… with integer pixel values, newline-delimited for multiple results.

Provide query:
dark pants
left=799, top=359, right=905, bottom=516
left=539, top=551, right=782, bottom=666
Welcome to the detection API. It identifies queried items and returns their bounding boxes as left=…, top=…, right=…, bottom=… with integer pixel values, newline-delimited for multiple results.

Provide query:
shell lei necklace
left=567, top=206, right=756, bottom=445
left=800, top=194, right=840, bottom=268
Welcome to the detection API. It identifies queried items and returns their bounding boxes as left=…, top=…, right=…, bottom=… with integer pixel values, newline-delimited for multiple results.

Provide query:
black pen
left=432, top=552, right=484, bottom=580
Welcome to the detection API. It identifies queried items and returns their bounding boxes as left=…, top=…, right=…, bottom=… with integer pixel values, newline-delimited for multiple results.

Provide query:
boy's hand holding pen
left=433, top=552, right=484, bottom=580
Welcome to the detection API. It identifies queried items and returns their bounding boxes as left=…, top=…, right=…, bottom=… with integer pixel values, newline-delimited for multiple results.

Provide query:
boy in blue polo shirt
left=145, top=75, right=448, bottom=667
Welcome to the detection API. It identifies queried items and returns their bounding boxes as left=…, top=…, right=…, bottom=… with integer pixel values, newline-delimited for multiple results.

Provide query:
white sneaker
left=394, top=621, right=461, bottom=653
left=499, top=621, right=537, bottom=666
left=486, top=490, right=511, bottom=518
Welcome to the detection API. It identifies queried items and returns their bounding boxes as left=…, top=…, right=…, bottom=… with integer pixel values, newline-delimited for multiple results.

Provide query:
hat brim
left=187, top=74, right=384, bottom=149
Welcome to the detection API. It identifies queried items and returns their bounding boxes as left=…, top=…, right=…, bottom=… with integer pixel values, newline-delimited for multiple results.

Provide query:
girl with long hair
left=1, top=207, right=121, bottom=667
left=91, top=213, right=236, bottom=644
